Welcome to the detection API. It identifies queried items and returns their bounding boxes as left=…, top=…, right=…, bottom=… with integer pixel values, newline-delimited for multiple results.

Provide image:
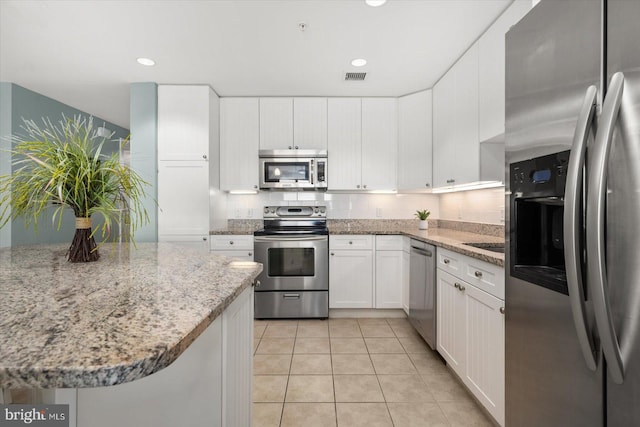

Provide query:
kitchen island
left=0, top=243, right=262, bottom=427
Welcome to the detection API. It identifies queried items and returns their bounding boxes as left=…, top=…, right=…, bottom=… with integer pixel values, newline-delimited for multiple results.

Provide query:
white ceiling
left=0, top=0, right=512, bottom=129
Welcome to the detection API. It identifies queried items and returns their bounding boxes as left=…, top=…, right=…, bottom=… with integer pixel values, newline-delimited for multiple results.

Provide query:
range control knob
left=320, top=207, right=326, bottom=213
left=264, top=207, right=269, bottom=213
left=314, top=208, right=319, bottom=213
left=270, top=208, right=276, bottom=213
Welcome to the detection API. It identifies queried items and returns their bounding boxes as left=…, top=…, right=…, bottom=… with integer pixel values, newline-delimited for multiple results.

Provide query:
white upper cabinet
left=398, top=90, right=433, bottom=190
left=294, top=98, right=328, bottom=150
left=479, top=0, right=533, bottom=142
left=220, top=98, right=260, bottom=191
left=259, top=98, right=294, bottom=150
left=455, top=44, right=480, bottom=186
left=433, top=69, right=457, bottom=188
left=328, top=98, right=362, bottom=190
left=158, top=85, right=211, bottom=161
left=362, top=98, right=398, bottom=191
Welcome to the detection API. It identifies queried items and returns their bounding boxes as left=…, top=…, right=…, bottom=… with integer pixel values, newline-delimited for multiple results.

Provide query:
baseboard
left=329, top=309, right=407, bottom=318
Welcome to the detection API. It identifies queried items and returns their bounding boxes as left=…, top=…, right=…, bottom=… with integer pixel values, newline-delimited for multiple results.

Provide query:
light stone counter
left=0, top=243, right=262, bottom=389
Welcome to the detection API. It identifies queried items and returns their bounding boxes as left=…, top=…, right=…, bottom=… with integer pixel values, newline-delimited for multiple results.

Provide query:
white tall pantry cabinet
left=157, top=85, right=218, bottom=245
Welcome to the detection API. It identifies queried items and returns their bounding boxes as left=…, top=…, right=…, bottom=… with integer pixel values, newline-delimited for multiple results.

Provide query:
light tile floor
left=253, top=317, right=494, bottom=427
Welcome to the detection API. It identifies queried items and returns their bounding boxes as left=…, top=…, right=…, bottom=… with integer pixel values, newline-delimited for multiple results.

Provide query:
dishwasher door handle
left=411, top=246, right=433, bottom=257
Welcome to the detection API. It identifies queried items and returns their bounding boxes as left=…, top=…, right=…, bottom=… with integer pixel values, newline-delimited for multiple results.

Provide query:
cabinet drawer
left=330, top=235, right=374, bottom=250
left=375, top=235, right=403, bottom=251
left=463, top=257, right=504, bottom=300
left=438, top=247, right=463, bottom=276
left=210, top=235, right=253, bottom=251
left=212, top=250, right=254, bottom=261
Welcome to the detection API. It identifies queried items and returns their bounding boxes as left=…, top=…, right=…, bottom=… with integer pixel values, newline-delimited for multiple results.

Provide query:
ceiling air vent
left=345, top=72, right=367, bottom=81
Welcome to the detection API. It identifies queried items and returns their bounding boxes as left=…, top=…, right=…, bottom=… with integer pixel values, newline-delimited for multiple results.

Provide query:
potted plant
left=0, top=115, right=149, bottom=262
left=415, top=209, right=431, bottom=230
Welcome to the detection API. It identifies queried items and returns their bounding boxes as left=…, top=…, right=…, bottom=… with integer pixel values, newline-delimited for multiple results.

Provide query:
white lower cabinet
left=72, top=287, right=253, bottom=427
left=210, top=235, right=254, bottom=261
left=329, top=235, right=373, bottom=308
left=437, top=270, right=466, bottom=372
left=375, top=235, right=403, bottom=309
left=437, top=257, right=505, bottom=426
left=402, top=238, right=410, bottom=314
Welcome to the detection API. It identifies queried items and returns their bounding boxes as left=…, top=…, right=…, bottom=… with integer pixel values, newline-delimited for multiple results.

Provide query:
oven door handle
left=564, top=84, right=598, bottom=371
left=254, top=235, right=328, bottom=242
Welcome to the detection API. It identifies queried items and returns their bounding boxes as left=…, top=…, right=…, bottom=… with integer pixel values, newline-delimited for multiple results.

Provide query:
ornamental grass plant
left=0, top=115, right=149, bottom=262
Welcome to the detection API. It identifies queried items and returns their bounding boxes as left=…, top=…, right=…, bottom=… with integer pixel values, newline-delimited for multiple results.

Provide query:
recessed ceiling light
left=136, top=57, right=156, bottom=66
left=351, top=58, right=367, bottom=67
left=365, top=0, right=387, bottom=7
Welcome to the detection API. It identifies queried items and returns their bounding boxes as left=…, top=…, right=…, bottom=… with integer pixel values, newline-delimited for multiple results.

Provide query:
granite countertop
left=0, top=243, right=262, bottom=389
left=330, top=226, right=504, bottom=267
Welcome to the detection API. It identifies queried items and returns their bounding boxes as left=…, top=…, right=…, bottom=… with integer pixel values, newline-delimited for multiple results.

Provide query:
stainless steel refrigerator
left=505, top=0, right=640, bottom=425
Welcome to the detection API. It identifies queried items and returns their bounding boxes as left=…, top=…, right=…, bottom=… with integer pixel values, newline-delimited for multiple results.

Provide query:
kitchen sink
left=462, top=242, right=505, bottom=254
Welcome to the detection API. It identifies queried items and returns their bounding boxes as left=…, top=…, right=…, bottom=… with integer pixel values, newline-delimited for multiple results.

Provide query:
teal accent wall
left=0, top=83, right=12, bottom=247
left=129, top=83, right=158, bottom=242
left=0, top=83, right=129, bottom=246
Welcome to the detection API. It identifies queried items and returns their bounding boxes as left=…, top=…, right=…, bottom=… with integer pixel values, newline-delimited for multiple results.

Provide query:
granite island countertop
left=0, top=243, right=262, bottom=389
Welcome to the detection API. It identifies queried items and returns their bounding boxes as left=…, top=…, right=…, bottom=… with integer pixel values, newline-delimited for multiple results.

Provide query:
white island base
left=41, top=287, right=253, bottom=427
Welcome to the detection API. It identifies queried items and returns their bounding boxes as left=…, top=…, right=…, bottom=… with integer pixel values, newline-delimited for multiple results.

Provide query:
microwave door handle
left=588, top=72, right=625, bottom=384
left=564, top=85, right=598, bottom=371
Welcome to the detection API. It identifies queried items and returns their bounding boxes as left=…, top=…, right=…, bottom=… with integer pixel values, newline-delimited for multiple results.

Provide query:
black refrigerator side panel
left=605, top=1, right=640, bottom=426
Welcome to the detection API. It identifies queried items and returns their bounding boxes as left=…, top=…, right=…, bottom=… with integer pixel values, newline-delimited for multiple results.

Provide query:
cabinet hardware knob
left=459, top=285, right=466, bottom=291
left=254, top=185, right=258, bottom=189
left=364, top=184, right=367, bottom=189
left=331, top=252, right=335, bottom=256
left=349, top=241, right=353, bottom=245
left=295, top=146, right=299, bottom=149
left=426, top=183, right=430, bottom=187
left=288, top=146, right=293, bottom=149
left=444, top=259, right=450, bottom=264
left=203, top=237, right=207, bottom=241
left=500, top=307, right=505, bottom=314
left=229, top=241, right=234, bottom=245
left=255, top=280, right=261, bottom=288
left=474, top=271, right=483, bottom=278
left=202, top=154, right=207, bottom=159
left=356, top=185, right=361, bottom=189
left=454, top=283, right=460, bottom=289
left=248, top=252, right=252, bottom=256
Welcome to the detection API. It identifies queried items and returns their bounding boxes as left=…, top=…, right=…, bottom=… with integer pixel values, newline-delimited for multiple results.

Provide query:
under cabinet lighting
left=229, top=190, right=259, bottom=195
left=431, top=181, right=504, bottom=194
left=365, top=0, right=387, bottom=7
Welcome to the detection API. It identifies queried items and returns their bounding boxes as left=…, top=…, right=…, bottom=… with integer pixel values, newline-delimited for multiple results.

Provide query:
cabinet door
left=454, top=43, right=480, bottom=186
left=294, top=98, right=327, bottom=150
left=259, top=98, right=293, bottom=150
left=158, top=160, right=209, bottom=237
left=158, top=85, right=210, bottom=161
left=398, top=90, right=433, bottom=190
left=329, top=249, right=373, bottom=308
left=328, top=98, right=362, bottom=190
left=437, top=269, right=466, bottom=374
left=402, top=249, right=410, bottom=314
left=222, top=287, right=253, bottom=427
left=375, top=250, right=403, bottom=309
left=432, top=71, right=456, bottom=188
left=220, top=98, right=259, bottom=191
left=479, top=0, right=532, bottom=142
left=362, top=98, right=397, bottom=191
left=465, top=284, right=505, bottom=426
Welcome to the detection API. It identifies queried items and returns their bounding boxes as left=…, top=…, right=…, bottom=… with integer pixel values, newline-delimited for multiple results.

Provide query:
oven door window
left=264, top=162, right=309, bottom=182
left=268, top=248, right=315, bottom=276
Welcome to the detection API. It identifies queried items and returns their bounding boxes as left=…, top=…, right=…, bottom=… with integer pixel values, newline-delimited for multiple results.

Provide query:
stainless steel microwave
left=259, top=149, right=328, bottom=190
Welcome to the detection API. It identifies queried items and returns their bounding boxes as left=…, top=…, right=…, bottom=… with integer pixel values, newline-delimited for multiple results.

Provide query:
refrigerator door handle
left=564, top=85, right=598, bottom=371
left=587, top=71, right=625, bottom=384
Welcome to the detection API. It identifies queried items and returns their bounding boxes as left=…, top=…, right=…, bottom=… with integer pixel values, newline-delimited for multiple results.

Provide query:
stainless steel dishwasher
left=408, top=239, right=436, bottom=350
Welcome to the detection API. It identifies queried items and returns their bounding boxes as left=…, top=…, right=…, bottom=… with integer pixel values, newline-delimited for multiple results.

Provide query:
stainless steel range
left=253, top=206, right=329, bottom=319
